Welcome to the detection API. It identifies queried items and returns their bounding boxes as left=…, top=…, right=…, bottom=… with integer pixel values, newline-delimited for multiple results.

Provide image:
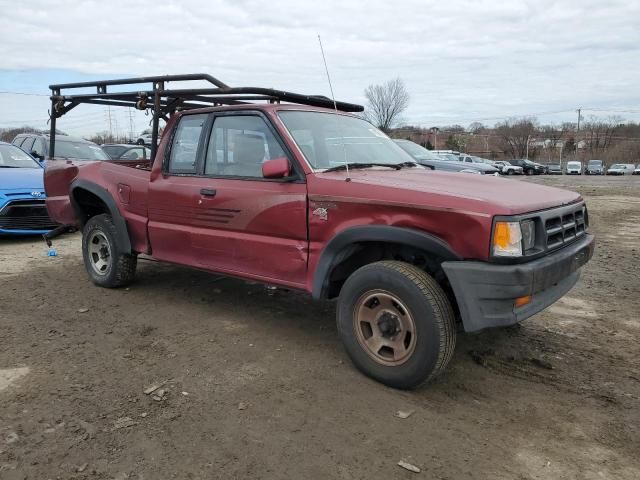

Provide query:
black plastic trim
left=69, top=179, right=132, bottom=253
left=312, top=226, right=461, bottom=299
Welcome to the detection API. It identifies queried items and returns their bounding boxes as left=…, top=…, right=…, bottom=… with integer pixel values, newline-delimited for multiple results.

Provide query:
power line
left=0, top=91, right=49, bottom=97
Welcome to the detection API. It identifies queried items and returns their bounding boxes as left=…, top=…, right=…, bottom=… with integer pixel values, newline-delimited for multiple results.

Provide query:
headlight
left=492, top=221, right=522, bottom=257
left=492, top=220, right=537, bottom=257
left=520, top=219, right=535, bottom=251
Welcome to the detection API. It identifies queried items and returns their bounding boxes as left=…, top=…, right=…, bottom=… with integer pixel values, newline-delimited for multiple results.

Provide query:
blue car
left=0, top=142, right=58, bottom=235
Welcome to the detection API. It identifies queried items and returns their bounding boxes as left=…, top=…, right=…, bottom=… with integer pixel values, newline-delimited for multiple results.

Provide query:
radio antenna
left=318, top=34, right=350, bottom=181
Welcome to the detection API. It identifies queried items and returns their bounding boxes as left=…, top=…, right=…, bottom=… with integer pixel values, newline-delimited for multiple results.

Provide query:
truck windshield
left=56, top=140, right=110, bottom=161
left=588, top=160, right=602, bottom=166
left=278, top=111, right=413, bottom=169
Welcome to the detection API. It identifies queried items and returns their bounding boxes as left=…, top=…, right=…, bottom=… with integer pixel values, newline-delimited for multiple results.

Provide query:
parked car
left=508, top=159, right=547, bottom=175
left=606, top=164, right=635, bottom=175
left=565, top=161, right=583, bottom=175
left=493, top=161, right=524, bottom=175
left=136, top=133, right=154, bottom=145
left=0, top=142, right=58, bottom=235
left=102, top=144, right=153, bottom=161
left=44, top=74, right=595, bottom=389
left=546, top=163, right=562, bottom=175
left=450, top=154, right=499, bottom=175
left=12, top=133, right=110, bottom=162
left=585, top=159, right=605, bottom=175
left=393, top=140, right=482, bottom=174
left=634, top=165, right=640, bottom=175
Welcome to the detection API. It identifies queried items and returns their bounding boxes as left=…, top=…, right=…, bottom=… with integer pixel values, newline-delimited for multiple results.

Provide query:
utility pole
left=107, top=106, right=113, bottom=140
left=128, top=108, right=135, bottom=143
left=525, top=135, right=530, bottom=159
left=576, top=108, right=582, bottom=161
left=430, top=127, right=439, bottom=149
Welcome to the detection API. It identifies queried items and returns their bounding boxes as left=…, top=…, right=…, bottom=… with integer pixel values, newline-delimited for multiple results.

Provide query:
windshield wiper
left=0, top=165, right=21, bottom=168
left=324, top=162, right=404, bottom=173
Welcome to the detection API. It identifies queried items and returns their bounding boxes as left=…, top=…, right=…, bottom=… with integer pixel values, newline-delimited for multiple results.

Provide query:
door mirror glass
left=262, top=157, right=291, bottom=179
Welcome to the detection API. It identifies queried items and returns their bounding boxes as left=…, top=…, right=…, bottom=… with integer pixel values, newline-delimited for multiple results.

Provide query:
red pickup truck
left=44, top=75, right=594, bottom=389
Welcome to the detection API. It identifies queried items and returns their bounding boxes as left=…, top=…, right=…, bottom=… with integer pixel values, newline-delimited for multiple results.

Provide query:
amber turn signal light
left=514, top=295, right=532, bottom=308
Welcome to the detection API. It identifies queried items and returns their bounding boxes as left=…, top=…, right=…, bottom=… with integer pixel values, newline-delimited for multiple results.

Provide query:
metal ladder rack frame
left=48, top=73, right=364, bottom=161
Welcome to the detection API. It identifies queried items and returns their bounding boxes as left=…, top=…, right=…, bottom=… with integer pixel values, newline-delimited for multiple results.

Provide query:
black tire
left=82, top=214, right=137, bottom=288
left=337, top=261, right=456, bottom=389
left=507, top=169, right=514, bottom=175
left=136, top=138, right=145, bottom=145
left=525, top=168, right=534, bottom=176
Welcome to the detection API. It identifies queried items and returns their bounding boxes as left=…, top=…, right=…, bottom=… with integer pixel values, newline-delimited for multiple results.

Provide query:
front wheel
left=336, top=261, right=456, bottom=389
left=82, top=214, right=137, bottom=288
left=507, top=169, right=514, bottom=175
left=525, top=168, right=534, bottom=176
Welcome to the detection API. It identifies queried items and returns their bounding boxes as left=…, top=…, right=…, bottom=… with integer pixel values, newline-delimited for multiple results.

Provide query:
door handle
left=200, top=188, right=217, bottom=197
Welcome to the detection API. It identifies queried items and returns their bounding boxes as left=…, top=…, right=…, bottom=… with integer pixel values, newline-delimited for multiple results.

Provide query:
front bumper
left=442, top=234, right=594, bottom=332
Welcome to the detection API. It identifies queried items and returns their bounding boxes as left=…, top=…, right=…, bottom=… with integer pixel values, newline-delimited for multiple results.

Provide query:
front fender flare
left=70, top=179, right=132, bottom=253
left=311, top=225, right=461, bottom=299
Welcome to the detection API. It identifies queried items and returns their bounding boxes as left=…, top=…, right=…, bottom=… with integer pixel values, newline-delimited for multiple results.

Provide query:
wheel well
left=323, top=241, right=460, bottom=319
left=72, top=188, right=110, bottom=224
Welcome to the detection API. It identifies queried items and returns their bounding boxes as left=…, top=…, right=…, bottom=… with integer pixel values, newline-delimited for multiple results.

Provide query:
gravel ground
left=1, top=175, right=639, bottom=479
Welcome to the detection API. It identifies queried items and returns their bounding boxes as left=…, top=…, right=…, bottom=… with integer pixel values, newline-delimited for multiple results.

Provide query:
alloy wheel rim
left=353, top=290, right=417, bottom=366
left=88, top=231, right=112, bottom=275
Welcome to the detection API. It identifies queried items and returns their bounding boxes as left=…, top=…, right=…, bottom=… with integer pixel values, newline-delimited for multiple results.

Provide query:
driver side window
left=204, top=115, right=287, bottom=178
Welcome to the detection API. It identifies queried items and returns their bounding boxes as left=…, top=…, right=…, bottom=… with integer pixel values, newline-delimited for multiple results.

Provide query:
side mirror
left=262, top=157, right=292, bottom=179
left=31, top=151, right=43, bottom=160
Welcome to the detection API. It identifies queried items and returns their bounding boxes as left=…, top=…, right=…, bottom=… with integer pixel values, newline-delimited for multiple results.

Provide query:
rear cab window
left=168, top=114, right=208, bottom=174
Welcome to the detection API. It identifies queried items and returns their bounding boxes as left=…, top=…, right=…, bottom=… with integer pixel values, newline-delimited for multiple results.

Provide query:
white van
left=566, top=161, right=582, bottom=175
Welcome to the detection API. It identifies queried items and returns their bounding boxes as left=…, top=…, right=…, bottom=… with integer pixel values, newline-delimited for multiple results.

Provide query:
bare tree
left=540, top=124, right=568, bottom=161
left=468, top=122, right=486, bottom=134
left=495, top=117, right=539, bottom=159
left=363, top=78, right=410, bottom=132
left=582, top=116, right=622, bottom=155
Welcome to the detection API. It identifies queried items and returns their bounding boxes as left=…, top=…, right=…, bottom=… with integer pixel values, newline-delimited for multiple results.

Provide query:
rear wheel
left=507, top=169, right=514, bottom=175
left=525, top=168, right=534, bottom=176
left=82, top=214, right=137, bottom=288
left=337, top=261, right=456, bottom=389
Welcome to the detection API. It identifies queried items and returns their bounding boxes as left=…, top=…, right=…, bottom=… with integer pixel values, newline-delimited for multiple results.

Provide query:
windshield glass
left=278, top=111, right=413, bottom=169
left=611, top=164, right=623, bottom=169
left=393, top=140, right=441, bottom=160
left=55, top=140, right=110, bottom=161
left=0, top=144, right=41, bottom=168
left=567, top=162, right=580, bottom=166
left=102, top=145, right=128, bottom=158
left=588, top=160, right=602, bottom=166
left=436, top=153, right=461, bottom=162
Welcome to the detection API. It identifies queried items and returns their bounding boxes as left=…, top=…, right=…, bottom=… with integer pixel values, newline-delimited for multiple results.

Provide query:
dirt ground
left=1, top=175, right=639, bottom=480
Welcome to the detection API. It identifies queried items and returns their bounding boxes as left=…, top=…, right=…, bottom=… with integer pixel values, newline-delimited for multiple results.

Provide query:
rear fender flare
left=70, top=179, right=132, bottom=253
left=312, top=225, right=461, bottom=299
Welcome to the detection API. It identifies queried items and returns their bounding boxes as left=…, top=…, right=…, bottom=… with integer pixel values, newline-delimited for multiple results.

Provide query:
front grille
left=544, top=204, right=586, bottom=250
left=0, top=199, right=58, bottom=231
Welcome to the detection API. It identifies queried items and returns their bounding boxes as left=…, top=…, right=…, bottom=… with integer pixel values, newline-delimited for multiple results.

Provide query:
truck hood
left=0, top=167, right=44, bottom=191
left=314, top=168, right=582, bottom=215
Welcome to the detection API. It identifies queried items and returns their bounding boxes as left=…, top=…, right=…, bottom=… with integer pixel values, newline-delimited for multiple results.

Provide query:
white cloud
left=0, top=0, right=639, bottom=134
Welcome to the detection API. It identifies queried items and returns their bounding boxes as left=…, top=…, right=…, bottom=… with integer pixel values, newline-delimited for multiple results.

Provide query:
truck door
left=148, top=111, right=308, bottom=288
left=147, top=114, right=210, bottom=266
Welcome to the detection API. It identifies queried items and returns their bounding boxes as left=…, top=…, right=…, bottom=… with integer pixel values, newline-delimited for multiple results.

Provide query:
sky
left=1, top=0, right=639, bottom=137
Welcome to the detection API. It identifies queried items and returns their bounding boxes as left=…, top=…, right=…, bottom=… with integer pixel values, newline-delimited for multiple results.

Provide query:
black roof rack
left=48, top=73, right=364, bottom=161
